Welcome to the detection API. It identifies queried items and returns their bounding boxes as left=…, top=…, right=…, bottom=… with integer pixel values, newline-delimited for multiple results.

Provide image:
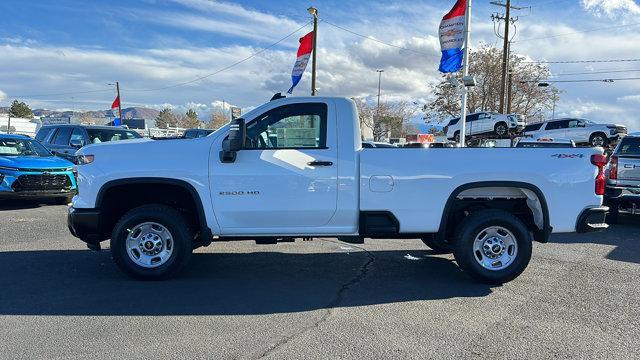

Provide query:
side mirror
left=70, top=139, right=84, bottom=148
left=220, top=118, right=246, bottom=163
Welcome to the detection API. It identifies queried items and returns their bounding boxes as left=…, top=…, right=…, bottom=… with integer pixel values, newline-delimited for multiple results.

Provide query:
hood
left=0, top=155, right=74, bottom=170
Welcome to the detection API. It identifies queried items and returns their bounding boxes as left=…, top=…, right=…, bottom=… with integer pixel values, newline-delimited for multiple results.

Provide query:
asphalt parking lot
left=0, top=201, right=638, bottom=359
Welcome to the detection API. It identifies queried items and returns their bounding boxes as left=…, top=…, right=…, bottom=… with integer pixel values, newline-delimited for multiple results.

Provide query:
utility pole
left=376, top=69, right=384, bottom=141
left=491, top=1, right=525, bottom=114
left=308, top=7, right=319, bottom=96
left=459, top=0, right=472, bottom=147
left=6, top=113, right=10, bottom=134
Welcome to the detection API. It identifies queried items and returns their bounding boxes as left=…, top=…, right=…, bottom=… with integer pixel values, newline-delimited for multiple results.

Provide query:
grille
left=12, top=174, right=72, bottom=192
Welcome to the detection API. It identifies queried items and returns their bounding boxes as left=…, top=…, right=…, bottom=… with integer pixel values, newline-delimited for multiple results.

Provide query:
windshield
left=617, top=137, right=640, bottom=155
left=0, top=138, right=52, bottom=156
left=86, top=128, right=142, bottom=144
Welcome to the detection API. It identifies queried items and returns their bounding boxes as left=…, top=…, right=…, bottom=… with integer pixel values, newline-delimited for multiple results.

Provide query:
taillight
left=591, top=154, right=607, bottom=195
left=444, top=126, right=449, bottom=134
left=609, top=155, right=618, bottom=180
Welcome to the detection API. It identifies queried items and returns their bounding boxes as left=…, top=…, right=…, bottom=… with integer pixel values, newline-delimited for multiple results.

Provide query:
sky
left=0, top=0, right=639, bottom=130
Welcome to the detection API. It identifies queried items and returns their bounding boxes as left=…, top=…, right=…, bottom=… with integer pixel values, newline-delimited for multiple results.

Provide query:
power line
left=515, top=22, right=640, bottom=43
left=522, top=58, right=640, bottom=64
left=527, top=77, right=640, bottom=83
left=126, top=21, right=312, bottom=92
left=321, top=19, right=440, bottom=59
left=552, top=69, right=640, bottom=77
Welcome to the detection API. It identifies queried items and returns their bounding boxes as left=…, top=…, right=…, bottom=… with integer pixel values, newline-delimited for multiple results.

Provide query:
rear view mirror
left=220, top=118, right=246, bottom=163
left=70, top=139, right=84, bottom=148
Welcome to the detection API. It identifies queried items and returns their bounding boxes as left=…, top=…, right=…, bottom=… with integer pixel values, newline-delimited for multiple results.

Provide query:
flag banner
left=439, top=0, right=466, bottom=73
left=287, top=31, right=314, bottom=94
left=111, top=95, right=120, bottom=126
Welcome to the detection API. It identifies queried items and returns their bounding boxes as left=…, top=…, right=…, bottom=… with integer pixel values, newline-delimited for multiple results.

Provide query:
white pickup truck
left=68, top=96, right=609, bottom=284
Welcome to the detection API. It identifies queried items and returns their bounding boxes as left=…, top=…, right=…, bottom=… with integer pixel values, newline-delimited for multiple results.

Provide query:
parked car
left=523, top=118, right=627, bottom=148
left=604, top=133, right=640, bottom=223
left=445, top=112, right=525, bottom=141
left=68, top=96, right=608, bottom=284
left=183, top=129, right=215, bottom=139
left=0, top=134, right=77, bottom=203
left=362, top=141, right=397, bottom=148
left=515, top=137, right=576, bottom=148
left=36, top=124, right=142, bottom=163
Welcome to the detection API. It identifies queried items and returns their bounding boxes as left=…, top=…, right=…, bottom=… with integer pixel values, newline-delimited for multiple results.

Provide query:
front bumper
left=576, top=206, right=609, bottom=233
left=0, top=189, right=76, bottom=199
left=68, top=206, right=105, bottom=246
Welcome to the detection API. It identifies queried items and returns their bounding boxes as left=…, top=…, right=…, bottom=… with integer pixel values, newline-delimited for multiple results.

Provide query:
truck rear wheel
left=111, top=204, right=193, bottom=280
left=452, top=209, right=532, bottom=284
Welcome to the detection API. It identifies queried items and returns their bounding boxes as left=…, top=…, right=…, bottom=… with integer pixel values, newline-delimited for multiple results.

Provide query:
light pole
left=538, top=82, right=558, bottom=119
left=308, top=7, right=318, bottom=96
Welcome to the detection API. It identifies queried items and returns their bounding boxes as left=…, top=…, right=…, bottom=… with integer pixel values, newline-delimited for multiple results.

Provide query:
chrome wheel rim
left=126, top=222, right=174, bottom=268
left=496, top=125, right=507, bottom=136
left=592, top=136, right=604, bottom=147
left=472, top=226, right=518, bottom=271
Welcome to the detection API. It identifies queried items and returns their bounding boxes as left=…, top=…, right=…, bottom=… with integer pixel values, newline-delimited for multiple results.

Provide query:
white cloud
left=0, top=89, right=5, bottom=102
left=618, top=94, right=640, bottom=102
left=581, top=0, right=640, bottom=17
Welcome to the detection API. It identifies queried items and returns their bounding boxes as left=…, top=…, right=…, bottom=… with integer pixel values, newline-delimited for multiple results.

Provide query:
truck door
left=210, top=102, right=338, bottom=234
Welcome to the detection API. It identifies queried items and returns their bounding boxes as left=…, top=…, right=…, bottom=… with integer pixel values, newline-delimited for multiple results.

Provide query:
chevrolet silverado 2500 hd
left=67, top=97, right=609, bottom=283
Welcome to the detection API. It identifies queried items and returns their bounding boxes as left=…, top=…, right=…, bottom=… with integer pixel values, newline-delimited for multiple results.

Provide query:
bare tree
left=425, top=44, right=559, bottom=123
left=353, top=99, right=415, bottom=141
left=209, top=110, right=228, bottom=129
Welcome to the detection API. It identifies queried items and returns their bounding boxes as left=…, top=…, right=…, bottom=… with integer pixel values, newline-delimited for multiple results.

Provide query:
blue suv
left=0, top=134, right=77, bottom=203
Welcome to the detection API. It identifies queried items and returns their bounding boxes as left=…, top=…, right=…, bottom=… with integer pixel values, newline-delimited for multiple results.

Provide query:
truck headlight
left=77, top=155, right=95, bottom=165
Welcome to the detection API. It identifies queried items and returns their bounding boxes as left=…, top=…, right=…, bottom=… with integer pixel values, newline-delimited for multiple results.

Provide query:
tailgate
left=618, top=156, right=640, bottom=181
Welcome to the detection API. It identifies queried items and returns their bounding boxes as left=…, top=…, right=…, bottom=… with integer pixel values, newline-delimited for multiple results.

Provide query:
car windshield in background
left=618, top=137, right=640, bottom=155
left=0, top=138, right=52, bottom=156
left=86, top=129, right=141, bottom=144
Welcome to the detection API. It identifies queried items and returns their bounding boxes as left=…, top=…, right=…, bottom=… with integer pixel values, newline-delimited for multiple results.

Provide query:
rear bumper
left=576, top=206, right=609, bottom=233
left=67, top=206, right=105, bottom=245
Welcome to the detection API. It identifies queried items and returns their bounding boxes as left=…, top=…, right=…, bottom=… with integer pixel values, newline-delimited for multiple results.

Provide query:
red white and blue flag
left=287, top=31, right=314, bottom=94
left=111, top=95, right=121, bottom=126
left=439, top=0, right=466, bottom=73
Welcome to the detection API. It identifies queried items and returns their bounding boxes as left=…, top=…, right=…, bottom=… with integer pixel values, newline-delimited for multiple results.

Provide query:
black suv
left=36, top=125, right=142, bottom=163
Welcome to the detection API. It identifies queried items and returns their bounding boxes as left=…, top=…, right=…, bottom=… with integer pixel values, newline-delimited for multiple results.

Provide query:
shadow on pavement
left=550, top=214, right=640, bottom=264
left=0, top=249, right=492, bottom=316
left=0, top=199, right=54, bottom=211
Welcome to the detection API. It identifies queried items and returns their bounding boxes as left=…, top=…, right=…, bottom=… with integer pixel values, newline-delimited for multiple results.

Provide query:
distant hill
left=30, top=107, right=160, bottom=120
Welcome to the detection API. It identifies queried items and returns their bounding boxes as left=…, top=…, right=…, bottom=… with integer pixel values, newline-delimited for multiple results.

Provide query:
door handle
left=307, top=161, right=333, bottom=166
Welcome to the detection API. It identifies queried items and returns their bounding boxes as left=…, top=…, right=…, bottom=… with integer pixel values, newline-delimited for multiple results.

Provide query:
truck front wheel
left=111, top=204, right=193, bottom=280
left=452, top=209, right=532, bottom=284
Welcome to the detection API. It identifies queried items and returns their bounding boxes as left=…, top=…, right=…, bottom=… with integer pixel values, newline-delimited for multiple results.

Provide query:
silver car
left=605, top=133, right=640, bottom=222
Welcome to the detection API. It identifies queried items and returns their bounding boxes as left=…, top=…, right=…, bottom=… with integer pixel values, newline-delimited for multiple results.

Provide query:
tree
left=155, top=108, right=178, bottom=129
left=179, top=109, right=200, bottom=128
left=9, top=100, right=33, bottom=118
left=209, top=110, right=228, bottom=129
left=353, top=98, right=414, bottom=141
left=424, top=44, right=559, bottom=123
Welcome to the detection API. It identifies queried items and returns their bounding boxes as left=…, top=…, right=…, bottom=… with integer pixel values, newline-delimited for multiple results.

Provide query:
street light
left=376, top=69, right=384, bottom=111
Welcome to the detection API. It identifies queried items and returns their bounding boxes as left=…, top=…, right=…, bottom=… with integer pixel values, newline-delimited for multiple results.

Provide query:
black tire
left=111, top=204, right=193, bottom=280
left=589, top=133, right=608, bottom=148
left=453, top=131, right=460, bottom=143
left=452, top=209, right=532, bottom=284
left=420, top=236, right=452, bottom=254
left=494, top=122, right=509, bottom=138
